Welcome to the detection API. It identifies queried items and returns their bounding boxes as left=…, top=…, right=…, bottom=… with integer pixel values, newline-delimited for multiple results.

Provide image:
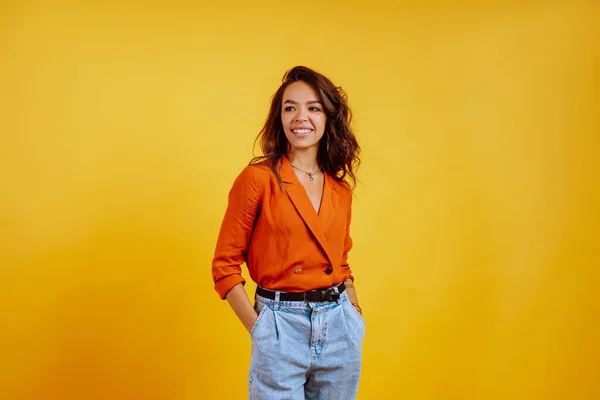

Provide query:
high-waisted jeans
left=249, top=290, right=365, bottom=399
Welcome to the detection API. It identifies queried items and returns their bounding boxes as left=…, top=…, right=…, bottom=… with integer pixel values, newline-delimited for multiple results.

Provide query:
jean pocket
left=250, top=302, right=268, bottom=338
left=345, top=300, right=366, bottom=328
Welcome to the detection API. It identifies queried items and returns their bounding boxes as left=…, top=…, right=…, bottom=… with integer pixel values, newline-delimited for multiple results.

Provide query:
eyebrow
left=283, top=99, right=322, bottom=105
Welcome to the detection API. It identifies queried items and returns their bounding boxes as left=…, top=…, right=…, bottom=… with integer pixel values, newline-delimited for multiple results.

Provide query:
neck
left=287, top=147, right=319, bottom=171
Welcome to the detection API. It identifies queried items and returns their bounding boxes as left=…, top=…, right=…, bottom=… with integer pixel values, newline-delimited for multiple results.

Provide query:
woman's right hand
left=245, top=312, right=259, bottom=334
left=226, top=283, right=261, bottom=334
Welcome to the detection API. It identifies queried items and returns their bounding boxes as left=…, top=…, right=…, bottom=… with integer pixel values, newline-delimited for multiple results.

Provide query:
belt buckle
left=325, top=286, right=340, bottom=301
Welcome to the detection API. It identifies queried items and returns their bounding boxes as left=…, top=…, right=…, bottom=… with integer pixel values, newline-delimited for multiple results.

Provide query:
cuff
left=214, top=274, right=246, bottom=300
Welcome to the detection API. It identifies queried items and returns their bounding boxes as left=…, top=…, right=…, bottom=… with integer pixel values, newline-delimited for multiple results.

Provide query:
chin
left=285, top=135, right=323, bottom=151
left=289, top=140, right=320, bottom=150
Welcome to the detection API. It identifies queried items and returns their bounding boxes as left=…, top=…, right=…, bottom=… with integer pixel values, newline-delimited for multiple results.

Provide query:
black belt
left=256, top=282, right=345, bottom=302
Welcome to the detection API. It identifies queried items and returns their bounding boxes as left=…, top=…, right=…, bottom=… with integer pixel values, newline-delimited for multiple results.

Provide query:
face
left=281, top=81, right=327, bottom=152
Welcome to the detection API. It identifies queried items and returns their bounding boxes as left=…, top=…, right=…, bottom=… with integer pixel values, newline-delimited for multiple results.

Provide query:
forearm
left=344, top=278, right=362, bottom=315
left=225, top=283, right=257, bottom=333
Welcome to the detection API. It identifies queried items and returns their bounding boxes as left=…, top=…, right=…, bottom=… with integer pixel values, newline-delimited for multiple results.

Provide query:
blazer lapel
left=317, top=174, right=335, bottom=233
left=280, top=156, right=335, bottom=268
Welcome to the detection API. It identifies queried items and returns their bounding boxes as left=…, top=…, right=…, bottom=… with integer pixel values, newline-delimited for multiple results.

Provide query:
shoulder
left=329, top=177, right=354, bottom=204
left=232, top=162, right=273, bottom=190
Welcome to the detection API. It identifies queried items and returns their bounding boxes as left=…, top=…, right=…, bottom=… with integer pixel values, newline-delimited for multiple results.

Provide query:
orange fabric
left=212, top=156, right=354, bottom=300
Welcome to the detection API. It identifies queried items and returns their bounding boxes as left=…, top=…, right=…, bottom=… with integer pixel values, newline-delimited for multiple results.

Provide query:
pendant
left=308, top=173, right=314, bottom=181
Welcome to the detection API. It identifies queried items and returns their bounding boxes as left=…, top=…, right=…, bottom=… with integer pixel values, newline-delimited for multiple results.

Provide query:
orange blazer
left=212, top=155, right=354, bottom=300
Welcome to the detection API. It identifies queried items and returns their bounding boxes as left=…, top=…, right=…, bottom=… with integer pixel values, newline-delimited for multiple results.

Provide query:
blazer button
left=294, top=267, right=303, bottom=273
left=324, top=267, right=333, bottom=275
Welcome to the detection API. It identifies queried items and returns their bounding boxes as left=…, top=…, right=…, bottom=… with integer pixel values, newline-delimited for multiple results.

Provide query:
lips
left=291, top=127, right=314, bottom=137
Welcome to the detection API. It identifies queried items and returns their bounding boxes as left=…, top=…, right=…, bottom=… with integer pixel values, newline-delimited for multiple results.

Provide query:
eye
left=309, top=106, right=321, bottom=112
left=284, top=106, right=295, bottom=111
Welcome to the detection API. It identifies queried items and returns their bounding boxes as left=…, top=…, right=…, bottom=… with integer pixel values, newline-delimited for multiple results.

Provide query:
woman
left=212, top=65, right=364, bottom=399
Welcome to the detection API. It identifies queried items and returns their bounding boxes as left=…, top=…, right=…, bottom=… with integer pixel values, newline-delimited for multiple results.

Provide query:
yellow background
left=1, top=1, right=598, bottom=399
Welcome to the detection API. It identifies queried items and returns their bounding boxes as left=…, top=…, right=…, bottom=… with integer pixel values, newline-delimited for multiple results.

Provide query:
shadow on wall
left=4, top=166, right=224, bottom=399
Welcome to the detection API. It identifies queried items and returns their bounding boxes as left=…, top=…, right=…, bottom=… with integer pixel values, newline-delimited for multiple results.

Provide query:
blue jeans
left=249, top=290, right=365, bottom=399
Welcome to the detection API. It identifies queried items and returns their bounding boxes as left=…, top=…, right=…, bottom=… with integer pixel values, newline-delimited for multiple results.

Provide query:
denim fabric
left=249, top=290, right=365, bottom=400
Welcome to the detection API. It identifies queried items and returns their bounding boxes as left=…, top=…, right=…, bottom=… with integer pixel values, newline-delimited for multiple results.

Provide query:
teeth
left=293, top=129, right=312, bottom=134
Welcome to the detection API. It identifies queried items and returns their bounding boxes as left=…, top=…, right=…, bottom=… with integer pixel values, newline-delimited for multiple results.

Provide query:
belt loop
left=274, top=291, right=281, bottom=311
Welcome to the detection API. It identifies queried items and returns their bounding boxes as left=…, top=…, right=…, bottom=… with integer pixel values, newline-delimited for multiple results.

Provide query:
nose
left=294, top=114, right=308, bottom=123
left=294, top=108, right=308, bottom=122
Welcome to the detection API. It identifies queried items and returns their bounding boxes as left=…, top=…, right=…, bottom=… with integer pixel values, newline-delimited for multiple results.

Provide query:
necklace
left=291, top=164, right=322, bottom=181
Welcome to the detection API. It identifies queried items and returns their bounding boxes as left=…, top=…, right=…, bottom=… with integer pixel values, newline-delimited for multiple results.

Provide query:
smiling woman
left=211, top=66, right=363, bottom=399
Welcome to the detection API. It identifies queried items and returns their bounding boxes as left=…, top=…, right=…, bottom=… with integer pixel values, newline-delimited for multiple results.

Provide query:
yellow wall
left=1, top=1, right=598, bottom=399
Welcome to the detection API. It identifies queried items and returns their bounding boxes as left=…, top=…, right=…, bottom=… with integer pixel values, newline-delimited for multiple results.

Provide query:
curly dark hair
left=250, top=66, right=361, bottom=189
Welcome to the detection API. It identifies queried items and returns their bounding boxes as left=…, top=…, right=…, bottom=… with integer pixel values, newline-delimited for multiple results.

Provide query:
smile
left=292, top=129, right=313, bottom=134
